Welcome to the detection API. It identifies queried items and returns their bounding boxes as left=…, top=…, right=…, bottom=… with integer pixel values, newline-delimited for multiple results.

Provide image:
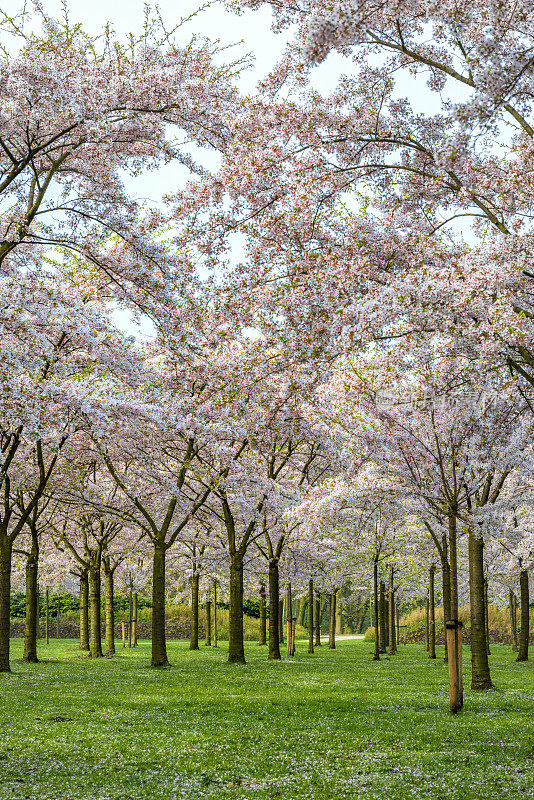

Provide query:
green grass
left=0, top=638, right=533, bottom=800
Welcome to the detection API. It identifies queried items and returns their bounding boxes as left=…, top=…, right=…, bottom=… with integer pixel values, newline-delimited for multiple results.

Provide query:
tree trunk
left=88, top=559, right=103, bottom=659
left=442, top=558, right=451, bottom=663
left=103, top=563, right=115, bottom=656
left=205, top=600, right=211, bottom=646
left=279, top=599, right=284, bottom=644
left=0, top=535, right=11, bottom=672
left=379, top=580, right=386, bottom=654
left=388, top=565, right=395, bottom=656
left=45, top=586, right=49, bottom=646
left=516, top=569, right=529, bottom=662
left=315, top=593, right=321, bottom=646
left=23, top=535, right=39, bottom=663
left=268, top=560, right=281, bottom=659
left=190, top=572, right=200, bottom=650
left=228, top=553, right=246, bottom=663
left=286, top=582, right=293, bottom=655
left=213, top=580, right=218, bottom=648
left=468, top=528, right=493, bottom=689
left=447, top=510, right=463, bottom=713
left=428, top=565, right=436, bottom=659
left=308, top=579, right=314, bottom=654
left=329, top=592, right=336, bottom=649
left=484, top=578, right=490, bottom=655
left=510, top=590, right=517, bottom=651
left=151, top=540, right=169, bottom=667
left=259, top=584, right=267, bottom=646
left=79, top=571, right=89, bottom=651
left=133, top=593, right=138, bottom=646
left=425, top=594, right=429, bottom=652
left=373, top=560, right=380, bottom=661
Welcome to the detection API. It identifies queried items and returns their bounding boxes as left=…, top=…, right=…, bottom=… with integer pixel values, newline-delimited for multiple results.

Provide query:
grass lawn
left=0, top=637, right=533, bottom=800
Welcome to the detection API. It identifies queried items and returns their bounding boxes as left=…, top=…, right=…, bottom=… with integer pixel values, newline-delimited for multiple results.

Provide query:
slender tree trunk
left=447, top=510, right=463, bottom=713
left=517, top=569, right=529, bottom=662
left=228, top=552, right=245, bottom=663
left=23, top=536, right=39, bottom=663
left=0, top=535, right=11, bottom=672
left=468, top=528, right=492, bottom=689
left=329, top=592, right=336, bottom=649
left=510, top=590, right=517, bottom=651
left=268, top=560, right=281, bottom=659
left=103, top=563, right=115, bottom=656
left=484, top=578, right=491, bottom=655
left=213, top=580, right=218, bottom=648
left=425, top=594, right=429, bottom=652
left=259, top=583, right=267, bottom=646
left=373, top=560, right=380, bottom=661
left=128, top=587, right=133, bottom=648
left=388, top=565, right=395, bottom=656
left=279, top=599, right=284, bottom=644
left=429, top=565, right=436, bottom=659
left=133, top=593, right=138, bottom=646
left=308, top=579, right=314, bottom=654
left=315, top=593, right=321, bottom=646
left=45, top=586, right=49, bottom=646
left=379, top=580, right=386, bottom=654
left=151, top=540, right=169, bottom=667
left=286, top=582, right=293, bottom=655
left=205, top=600, right=211, bottom=646
left=442, top=558, right=451, bottom=663
left=79, top=571, right=89, bottom=651
left=190, top=572, right=199, bottom=650
left=88, top=559, right=103, bottom=659
left=56, top=594, right=60, bottom=638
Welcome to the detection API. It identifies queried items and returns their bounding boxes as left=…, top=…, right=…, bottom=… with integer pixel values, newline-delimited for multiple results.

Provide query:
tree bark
left=79, top=570, right=89, bottom=651
left=447, top=510, right=463, bottom=713
left=442, top=557, right=451, bottom=663
left=379, top=580, right=386, bottom=654
left=259, top=583, right=267, bottom=646
left=425, top=594, right=429, bottom=652
left=308, top=579, right=314, bottom=654
left=510, top=590, right=517, bottom=651
left=190, top=571, right=200, bottom=650
left=88, top=555, right=103, bottom=659
left=212, top=579, right=218, bottom=648
left=151, top=540, right=169, bottom=667
left=268, top=560, right=280, bottom=659
left=0, top=535, right=11, bottom=672
left=279, top=598, right=284, bottom=644
left=428, top=565, right=436, bottom=659
left=228, top=553, right=246, bottom=663
left=517, top=569, right=529, bottom=662
left=286, top=582, right=293, bottom=655
left=103, top=560, right=115, bottom=656
left=23, top=535, right=39, bottom=663
left=329, top=592, right=336, bottom=649
left=484, top=578, right=491, bottom=656
left=468, top=528, right=493, bottom=689
left=133, top=593, right=138, bottom=646
left=388, top=565, right=395, bottom=656
left=205, top=600, right=212, bottom=646
left=373, top=559, right=380, bottom=661
left=315, top=593, right=322, bottom=646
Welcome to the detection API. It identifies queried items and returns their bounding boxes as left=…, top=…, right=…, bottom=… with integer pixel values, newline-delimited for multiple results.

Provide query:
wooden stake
left=122, top=621, right=126, bottom=648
